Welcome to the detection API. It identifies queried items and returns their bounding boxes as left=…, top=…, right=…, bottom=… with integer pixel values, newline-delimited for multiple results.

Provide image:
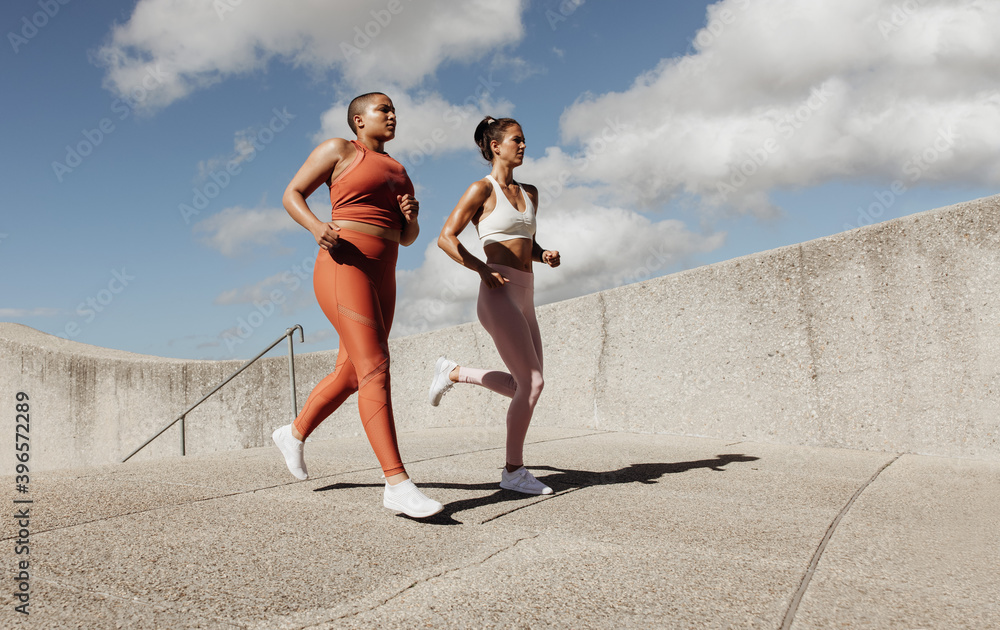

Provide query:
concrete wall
left=3, top=195, right=998, bottom=471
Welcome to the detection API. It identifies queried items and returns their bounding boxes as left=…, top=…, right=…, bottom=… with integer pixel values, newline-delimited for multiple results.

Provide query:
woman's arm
left=523, top=185, right=560, bottom=268
left=398, top=193, right=420, bottom=246
left=282, top=138, right=353, bottom=250
left=521, top=184, right=560, bottom=267
left=438, top=180, right=507, bottom=288
left=531, top=240, right=561, bottom=267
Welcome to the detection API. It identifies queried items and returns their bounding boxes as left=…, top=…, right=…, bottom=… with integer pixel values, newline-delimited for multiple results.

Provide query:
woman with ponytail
left=431, top=116, right=561, bottom=495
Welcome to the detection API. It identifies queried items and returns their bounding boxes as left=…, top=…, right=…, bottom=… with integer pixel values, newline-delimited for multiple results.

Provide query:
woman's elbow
left=401, top=229, right=419, bottom=247
left=281, top=188, right=296, bottom=213
left=437, top=232, right=453, bottom=252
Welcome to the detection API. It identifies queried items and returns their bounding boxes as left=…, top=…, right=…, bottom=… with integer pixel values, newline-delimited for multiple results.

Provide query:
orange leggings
left=292, top=229, right=404, bottom=476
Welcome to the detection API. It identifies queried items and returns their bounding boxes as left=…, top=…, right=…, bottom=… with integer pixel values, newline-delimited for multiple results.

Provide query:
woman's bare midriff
left=333, top=220, right=401, bottom=243
left=485, top=238, right=533, bottom=272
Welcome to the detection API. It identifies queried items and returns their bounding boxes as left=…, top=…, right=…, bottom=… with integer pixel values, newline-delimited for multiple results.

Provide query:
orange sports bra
left=329, top=140, right=413, bottom=230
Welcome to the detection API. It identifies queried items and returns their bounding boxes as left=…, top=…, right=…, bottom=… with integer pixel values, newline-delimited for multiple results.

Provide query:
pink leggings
left=458, top=264, right=544, bottom=467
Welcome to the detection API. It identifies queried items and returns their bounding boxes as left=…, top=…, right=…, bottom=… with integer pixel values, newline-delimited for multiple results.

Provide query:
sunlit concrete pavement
left=3, top=427, right=998, bottom=629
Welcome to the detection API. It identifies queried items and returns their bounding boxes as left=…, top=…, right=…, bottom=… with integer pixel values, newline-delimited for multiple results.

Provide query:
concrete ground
left=3, top=427, right=998, bottom=629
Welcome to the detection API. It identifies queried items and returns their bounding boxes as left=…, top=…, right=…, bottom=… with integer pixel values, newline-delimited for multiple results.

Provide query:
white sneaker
left=383, top=479, right=444, bottom=518
left=428, top=356, right=458, bottom=406
left=500, top=467, right=553, bottom=495
left=272, top=425, right=308, bottom=480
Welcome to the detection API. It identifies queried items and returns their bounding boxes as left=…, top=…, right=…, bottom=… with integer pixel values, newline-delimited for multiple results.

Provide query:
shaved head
left=347, top=92, right=388, bottom=134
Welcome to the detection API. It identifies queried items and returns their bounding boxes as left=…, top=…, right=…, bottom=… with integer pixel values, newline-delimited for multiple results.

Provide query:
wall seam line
left=593, top=293, right=608, bottom=430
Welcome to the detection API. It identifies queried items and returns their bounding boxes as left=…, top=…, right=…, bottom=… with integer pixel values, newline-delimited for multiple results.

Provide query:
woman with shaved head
left=273, top=92, right=443, bottom=518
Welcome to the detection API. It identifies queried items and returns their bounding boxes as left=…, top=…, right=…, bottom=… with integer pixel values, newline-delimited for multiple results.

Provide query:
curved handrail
left=121, top=325, right=305, bottom=463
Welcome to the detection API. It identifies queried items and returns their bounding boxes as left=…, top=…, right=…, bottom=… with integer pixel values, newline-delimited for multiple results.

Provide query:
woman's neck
left=356, top=135, right=386, bottom=153
left=490, top=163, right=516, bottom=186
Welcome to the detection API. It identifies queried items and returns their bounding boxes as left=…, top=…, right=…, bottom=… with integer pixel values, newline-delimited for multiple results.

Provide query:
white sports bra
left=476, top=175, right=536, bottom=246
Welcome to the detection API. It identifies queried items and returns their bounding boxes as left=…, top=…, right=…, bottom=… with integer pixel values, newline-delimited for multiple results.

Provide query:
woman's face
left=358, top=94, right=397, bottom=141
left=493, top=124, right=525, bottom=165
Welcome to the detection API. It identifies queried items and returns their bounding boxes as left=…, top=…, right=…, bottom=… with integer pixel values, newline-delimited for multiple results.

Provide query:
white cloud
left=193, top=205, right=299, bottom=257
left=101, top=0, right=1000, bottom=343
left=197, top=125, right=265, bottom=179
left=305, top=328, right=338, bottom=346
left=489, top=52, right=544, bottom=83
left=393, top=232, right=485, bottom=336
left=544, top=0, right=1000, bottom=216
left=96, top=0, right=527, bottom=111
left=214, top=272, right=304, bottom=311
left=391, top=188, right=724, bottom=337
left=314, top=88, right=515, bottom=166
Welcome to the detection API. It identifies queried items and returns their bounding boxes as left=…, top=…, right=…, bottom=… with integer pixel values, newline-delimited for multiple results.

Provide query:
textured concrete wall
left=3, top=195, right=997, bottom=471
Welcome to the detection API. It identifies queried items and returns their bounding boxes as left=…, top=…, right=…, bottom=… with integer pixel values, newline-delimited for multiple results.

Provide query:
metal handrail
left=121, top=325, right=305, bottom=463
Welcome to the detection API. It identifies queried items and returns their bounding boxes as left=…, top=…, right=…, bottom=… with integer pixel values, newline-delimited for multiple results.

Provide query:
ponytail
left=474, top=116, right=520, bottom=163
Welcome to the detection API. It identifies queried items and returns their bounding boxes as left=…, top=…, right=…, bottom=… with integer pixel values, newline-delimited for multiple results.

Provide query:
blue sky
left=2, top=0, right=997, bottom=360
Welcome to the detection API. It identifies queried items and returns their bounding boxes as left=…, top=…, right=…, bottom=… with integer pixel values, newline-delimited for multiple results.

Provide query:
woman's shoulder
left=466, top=177, right=494, bottom=198
left=519, top=182, right=538, bottom=205
left=314, top=137, right=358, bottom=159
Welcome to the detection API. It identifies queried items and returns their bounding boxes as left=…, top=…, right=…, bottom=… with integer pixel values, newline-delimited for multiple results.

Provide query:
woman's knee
left=527, top=371, right=544, bottom=399
left=356, top=353, right=390, bottom=388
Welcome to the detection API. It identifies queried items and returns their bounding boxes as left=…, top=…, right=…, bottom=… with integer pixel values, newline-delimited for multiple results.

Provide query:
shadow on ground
left=314, top=453, right=759, bottom=525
